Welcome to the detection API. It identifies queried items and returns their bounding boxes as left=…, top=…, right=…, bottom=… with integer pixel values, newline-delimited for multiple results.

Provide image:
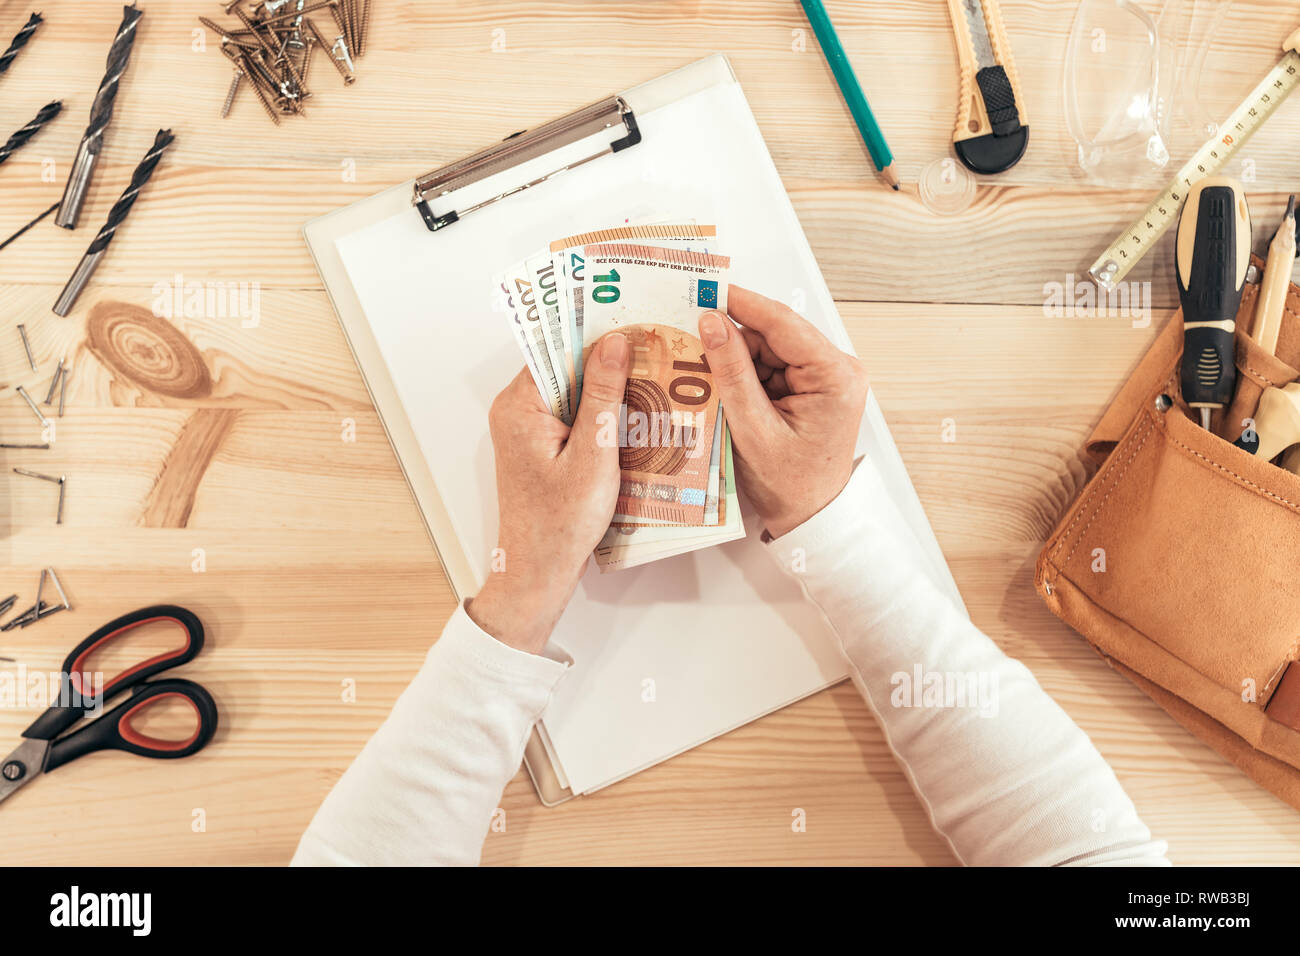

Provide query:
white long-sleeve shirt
left=292, top=459, right=1169, bottom=867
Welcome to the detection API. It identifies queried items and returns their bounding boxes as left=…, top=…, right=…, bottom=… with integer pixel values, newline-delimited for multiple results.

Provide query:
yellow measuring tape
left=1089, top=33, right=1300, bottom=291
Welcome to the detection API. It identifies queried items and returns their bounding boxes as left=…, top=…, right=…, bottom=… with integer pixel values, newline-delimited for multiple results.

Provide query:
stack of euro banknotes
left=497, top=223, right=746, bottom=571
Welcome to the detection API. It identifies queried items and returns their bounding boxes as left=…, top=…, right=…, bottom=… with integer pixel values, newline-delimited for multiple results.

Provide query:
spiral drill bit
left=55, top=3, right=143, bottom=230
left=0, top=100, right=61, bottom=165
left=53, top=129, right=174, bottom=317
left=0, top=202, right=58, bottom=253
left=0, top=12, right=43, bottom=75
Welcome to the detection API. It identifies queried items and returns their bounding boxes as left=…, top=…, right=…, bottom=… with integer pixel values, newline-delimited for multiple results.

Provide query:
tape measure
left=1089, top=45, right=1300, bottom=291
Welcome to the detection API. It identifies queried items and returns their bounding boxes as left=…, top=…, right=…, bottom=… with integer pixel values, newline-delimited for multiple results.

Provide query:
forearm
left=766, top=459, right=1170, bottom=866
left=291, top=604, right=567, bottom=866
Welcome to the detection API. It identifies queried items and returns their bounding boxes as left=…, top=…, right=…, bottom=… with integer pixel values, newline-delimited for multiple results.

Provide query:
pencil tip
left=892, top=184, right=900, bottom=191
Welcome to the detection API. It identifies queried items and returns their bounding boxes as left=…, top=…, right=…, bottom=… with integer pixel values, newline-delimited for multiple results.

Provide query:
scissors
left=0, top=605, right=218, bottom=806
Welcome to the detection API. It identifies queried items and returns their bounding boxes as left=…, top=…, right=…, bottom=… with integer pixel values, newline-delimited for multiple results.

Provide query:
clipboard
left=304, top=54, right=965, bottom=805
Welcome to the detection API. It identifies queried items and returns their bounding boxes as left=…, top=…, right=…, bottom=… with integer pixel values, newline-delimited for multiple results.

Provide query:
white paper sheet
left=332, top=69, right=964, bottom=795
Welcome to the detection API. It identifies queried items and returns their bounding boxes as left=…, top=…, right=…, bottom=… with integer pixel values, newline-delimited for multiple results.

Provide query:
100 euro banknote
left=499, top=262, right=565, bottom=420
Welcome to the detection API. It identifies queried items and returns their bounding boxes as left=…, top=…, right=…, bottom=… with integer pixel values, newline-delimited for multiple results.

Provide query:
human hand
left=697, top=286, right=868, bottom=539
left=467, top=332, right=630, bottom=654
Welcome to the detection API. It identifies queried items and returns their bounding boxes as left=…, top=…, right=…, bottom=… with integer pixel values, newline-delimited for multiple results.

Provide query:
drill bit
left=0, top=202, right=58, bottom=254
left=55, top=3, right=144, bottom=230
left=54, top=129, right=175, bottom=317
left=0, top=101, right=61, bottom=166
left=0, top=12, right=42, bottom=75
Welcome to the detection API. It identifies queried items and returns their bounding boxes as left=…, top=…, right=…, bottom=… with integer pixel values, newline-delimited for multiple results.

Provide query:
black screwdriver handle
left=1181, top=326, right=1237, bottom=411
left=1176, top=178, right=1250, bottom=413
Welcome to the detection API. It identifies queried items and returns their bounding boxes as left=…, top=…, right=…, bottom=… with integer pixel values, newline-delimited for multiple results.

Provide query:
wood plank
left=2, top=0, right=1298, bottom=866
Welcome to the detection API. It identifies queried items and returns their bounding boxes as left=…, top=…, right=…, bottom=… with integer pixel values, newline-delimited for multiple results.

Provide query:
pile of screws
left=200, top=0, right=371, bottom=124
left=0, top=567, right=72, bottom=633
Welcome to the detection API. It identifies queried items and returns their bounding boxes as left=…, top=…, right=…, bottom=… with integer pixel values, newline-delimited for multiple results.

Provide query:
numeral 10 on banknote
left=669, top=356, right=711, bottom=406
left=592, top=269, right=620, bottom=304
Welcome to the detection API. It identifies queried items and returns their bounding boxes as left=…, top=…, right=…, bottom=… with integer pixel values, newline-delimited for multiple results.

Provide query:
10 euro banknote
left=497, top=222, right=746, bottom=570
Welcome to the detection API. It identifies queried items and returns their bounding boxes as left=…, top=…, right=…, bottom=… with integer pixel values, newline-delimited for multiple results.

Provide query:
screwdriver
left=1176, top=176, right=1251, bottom=431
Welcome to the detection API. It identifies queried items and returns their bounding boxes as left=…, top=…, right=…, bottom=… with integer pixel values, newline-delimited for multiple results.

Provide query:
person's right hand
left=697, top=286, right=869, bottom=539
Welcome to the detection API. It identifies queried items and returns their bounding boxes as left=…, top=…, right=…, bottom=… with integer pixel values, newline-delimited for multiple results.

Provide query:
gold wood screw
left=233, top=5, right=278, bottom=60
left=299, top=34, right=314, bottom=87
left=305, top=17, right=351, bottom=83
left=239, top=53, right=282, bottom=124
left=221, top=67, right=244, bottom=117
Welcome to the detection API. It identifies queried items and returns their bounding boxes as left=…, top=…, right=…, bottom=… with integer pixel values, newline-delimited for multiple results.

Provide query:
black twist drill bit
left=0, top=101, right=61, bottom=166
left=0, top=201, right=58, bottom=253
left=55, top=3, right=143, bottom=229
left=0, top=13, right=43, bottom=75
left=53, top=128, right=174, bottom=317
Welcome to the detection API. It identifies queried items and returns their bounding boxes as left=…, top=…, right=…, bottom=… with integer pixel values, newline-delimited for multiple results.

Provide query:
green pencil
left=799, top=0, right=899, bottom=190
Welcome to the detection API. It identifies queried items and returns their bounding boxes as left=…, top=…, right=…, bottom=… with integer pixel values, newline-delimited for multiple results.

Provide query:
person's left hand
left=467, top=332, right=631, bottom=654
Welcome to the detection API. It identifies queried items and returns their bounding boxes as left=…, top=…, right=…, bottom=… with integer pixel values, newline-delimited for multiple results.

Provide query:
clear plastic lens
left=1065, top=0, right=1179, bottom=177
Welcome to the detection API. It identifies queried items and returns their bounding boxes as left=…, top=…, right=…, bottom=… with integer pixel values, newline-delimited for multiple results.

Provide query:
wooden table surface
left=2, top=0, right=1299, bottom=865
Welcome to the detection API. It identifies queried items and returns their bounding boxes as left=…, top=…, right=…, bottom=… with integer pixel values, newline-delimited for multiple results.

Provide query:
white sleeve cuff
left=762, top=459, right=873, bottom=574
left=433, top=602, right=571, bottom=689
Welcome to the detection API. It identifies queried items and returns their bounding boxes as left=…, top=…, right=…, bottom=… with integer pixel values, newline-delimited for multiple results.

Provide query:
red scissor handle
left=65, top=605, right=203, bottom=699
left=43, top=679, right=218, bottom=772
left=23, top=605, right=205, bottom=744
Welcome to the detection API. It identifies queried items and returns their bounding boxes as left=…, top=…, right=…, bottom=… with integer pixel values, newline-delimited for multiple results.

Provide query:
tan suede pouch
left=1036, top=262, right=1300, bottom=809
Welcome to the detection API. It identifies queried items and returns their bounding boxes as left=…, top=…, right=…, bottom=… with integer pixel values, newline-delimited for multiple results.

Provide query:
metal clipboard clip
left=412, top=95, right=642, bottom=232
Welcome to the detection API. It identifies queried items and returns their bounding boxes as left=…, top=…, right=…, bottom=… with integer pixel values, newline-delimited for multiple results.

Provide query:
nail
left=43, top=358, right=63, bottom=404
left=47, top=566, right=70, bottom=610
left=17, top=324, right=35, bottom=371
left=600, top=331, right=628, bottom=368
left=699, top=310, right=729, bottom=349
left=15, top=386, right=49, bottom=427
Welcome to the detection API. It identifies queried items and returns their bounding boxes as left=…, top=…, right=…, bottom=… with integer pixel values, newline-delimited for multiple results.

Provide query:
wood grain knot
left=141, top=408, right=240, bottom=529
left=86, top=301, right=211, bottom=399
